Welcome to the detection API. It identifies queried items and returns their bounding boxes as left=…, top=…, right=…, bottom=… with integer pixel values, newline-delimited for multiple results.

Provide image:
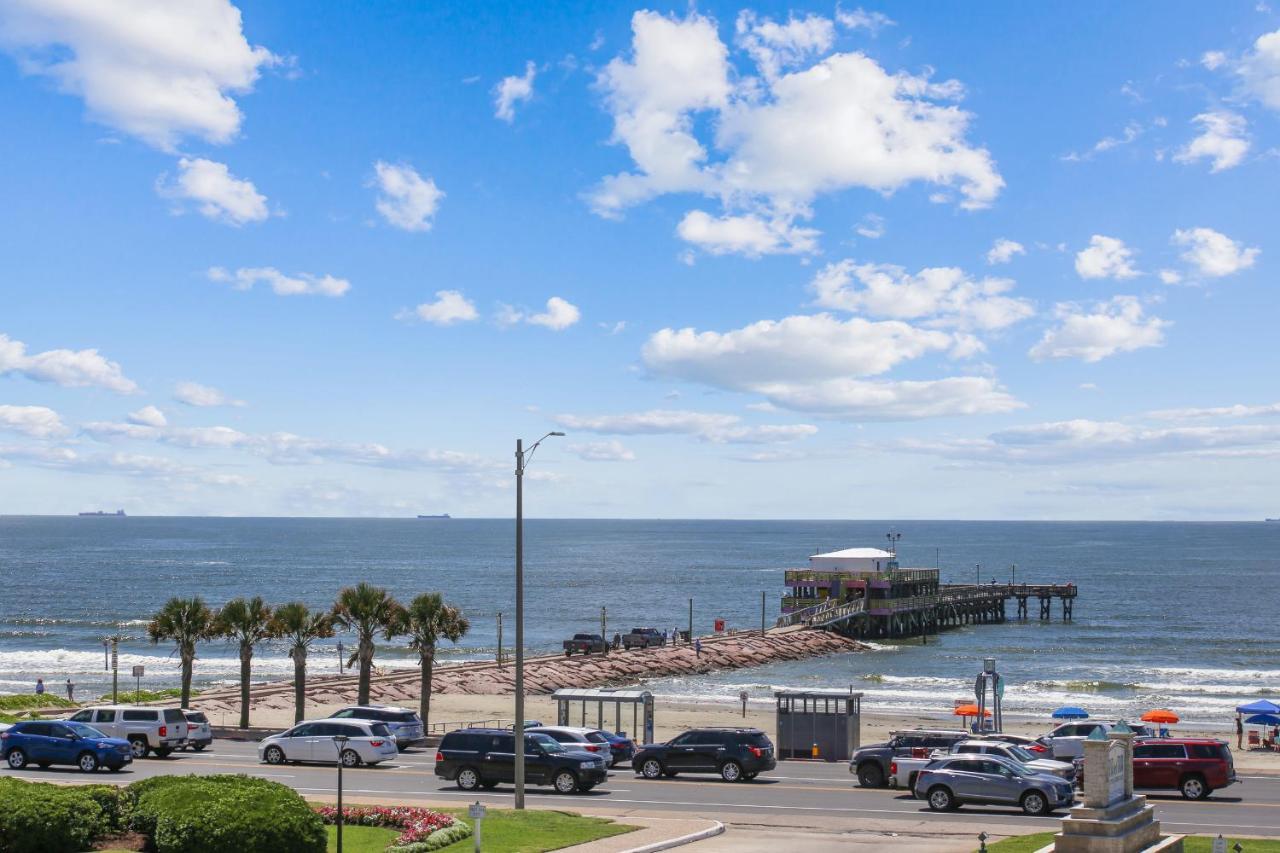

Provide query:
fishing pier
left=776, top=548, right=1076, bottom=640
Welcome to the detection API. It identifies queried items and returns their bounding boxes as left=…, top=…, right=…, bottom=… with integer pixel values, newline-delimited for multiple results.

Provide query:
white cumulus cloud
left=372, top=161, right=444, bottom=232
left=0, top=404, right=66, bottom=438
left=0, top=332, right=138, bottom=394
left=173, top=381, right=244, bottom=408
left=554, top=408, right=817, bottom=443
left=1074, top=235, right=1139, bottom=280
left=1029, top=296, right=1168, bottom=362
left=159, top=158, right=268, bottom=226
left=1238, top=29, right=1280, bottom=110
left=734, top=10, right=834, bottom=80
left=127, top=405, right=167, bottom=428
left=208, top=266, right=350, bottom=297
left=398, top=290, right=478, bottom=326
left=1172, top=227, right=1260, bottom=277
left=0, top=0, right=277, bottom=150
left=676, top=210, right=818, bottom=257
left=566, top=440, right=636, bottom=461
left=1174, top=111, right=1250, bottom=172
left=986, top=238, right=1025, bottom=265
left=494, top=60, right=536, bottom=122
left=500, top=297, right=581, bottom=331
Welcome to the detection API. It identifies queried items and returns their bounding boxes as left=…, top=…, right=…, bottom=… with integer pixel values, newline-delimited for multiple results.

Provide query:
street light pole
left=333, top=734, right=350, bottom=853
left=514, top=431, right=563, bottom=811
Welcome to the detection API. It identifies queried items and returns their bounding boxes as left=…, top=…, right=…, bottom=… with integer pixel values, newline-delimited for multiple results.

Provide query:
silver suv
left=913, top=754, right=1075, bottom=816
left=66, top=705, right=187, bottom=759
left=329, top=705, right=425, bottom=748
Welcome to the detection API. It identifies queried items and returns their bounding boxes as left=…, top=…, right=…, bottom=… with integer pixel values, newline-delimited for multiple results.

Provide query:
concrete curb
left=619, top=820, right=724, bottom=853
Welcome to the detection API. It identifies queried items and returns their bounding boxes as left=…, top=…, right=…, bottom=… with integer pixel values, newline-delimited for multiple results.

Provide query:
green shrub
left=131, top=775, right=324, bottom=853
left=0, top=694, right=75, bottom=711
left=77, top=784, right=124, bottom=830
left=0, top=777, right=108, bottom=853
left=98, top=687, right=190, bottom=703
left=121, top=775, right=194, bottom=831
left=389, top=822, right=473, bottom=852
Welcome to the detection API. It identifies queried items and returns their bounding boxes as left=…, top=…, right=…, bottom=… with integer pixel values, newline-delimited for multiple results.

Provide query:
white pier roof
left=810, top=548, right=894, bottom=561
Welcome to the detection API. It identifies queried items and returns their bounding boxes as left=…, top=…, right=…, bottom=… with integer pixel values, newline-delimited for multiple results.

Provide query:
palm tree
left=147, top=597, right=216, bottom=709
left=214, top=596, right=276, bottom=729
left=397, top=593, right=469, bottom=729
left=272, top=602, right=335, bottom=723
left=332, top=583, right=405, bottom=705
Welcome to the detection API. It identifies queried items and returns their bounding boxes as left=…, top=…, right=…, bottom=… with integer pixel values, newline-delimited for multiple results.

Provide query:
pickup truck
left=562, top=634, right=608, bottom=656
left=622, top=627, right=666, bottom=650
left=849, top=729, right=969, bottom=788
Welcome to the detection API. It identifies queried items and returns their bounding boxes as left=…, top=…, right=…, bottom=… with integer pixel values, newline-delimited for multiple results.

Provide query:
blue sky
left=1, top=0, right=1278, bottom=519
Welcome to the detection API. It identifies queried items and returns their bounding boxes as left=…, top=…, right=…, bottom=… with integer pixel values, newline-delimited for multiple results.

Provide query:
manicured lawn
left=989, top=833, right=1280, bottom=852
left=326, top=824, right=401, bottom=852
left=436, top=808, right=637, bottom=853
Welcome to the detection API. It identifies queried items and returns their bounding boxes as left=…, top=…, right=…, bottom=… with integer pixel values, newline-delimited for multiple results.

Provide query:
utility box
left=774, top=689, right=862, bottom=761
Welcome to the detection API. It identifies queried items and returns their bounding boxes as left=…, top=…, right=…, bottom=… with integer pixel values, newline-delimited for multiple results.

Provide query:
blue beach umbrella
left=1244, top=714, right=1280, bottom=726
left=1052, top=706, right=1089, bottom=720
left=1237, top=699, right=1280, bottom=715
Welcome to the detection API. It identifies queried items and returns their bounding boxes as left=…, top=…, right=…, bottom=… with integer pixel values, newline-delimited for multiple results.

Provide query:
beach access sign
left=1105, top=740, right=1126, bottom=805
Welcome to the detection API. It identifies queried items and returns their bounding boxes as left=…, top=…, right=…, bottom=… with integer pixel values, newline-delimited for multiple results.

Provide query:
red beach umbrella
left=953, top=704, right=992, bottom=717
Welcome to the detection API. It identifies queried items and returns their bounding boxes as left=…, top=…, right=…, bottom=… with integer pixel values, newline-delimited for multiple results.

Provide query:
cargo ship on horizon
left=78, top=509, right=126, bottom=517
left=416, top=513, right=451, bottom=519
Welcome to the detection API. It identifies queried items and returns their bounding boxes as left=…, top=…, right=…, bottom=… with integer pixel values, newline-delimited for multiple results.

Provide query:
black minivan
left=435, top=728, right=609, bottom=794
left=632, top=727, right=777, bottom=782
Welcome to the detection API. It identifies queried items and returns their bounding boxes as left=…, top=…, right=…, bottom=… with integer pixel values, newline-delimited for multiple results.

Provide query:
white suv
left=1039, top=721, right=1154, bottom=760
left=66, top=706, right=187, bottom=759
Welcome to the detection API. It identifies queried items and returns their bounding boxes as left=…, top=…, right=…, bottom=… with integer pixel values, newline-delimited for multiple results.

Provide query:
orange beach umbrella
left=954, top=704, right=992, bottom=718
left=1141, top=709, right=1179, bottom=724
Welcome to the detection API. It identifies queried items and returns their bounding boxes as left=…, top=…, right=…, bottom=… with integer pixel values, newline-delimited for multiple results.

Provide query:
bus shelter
left=552, top=688, right=655, bottom=745
left=775, top=689, right=862, bottom=761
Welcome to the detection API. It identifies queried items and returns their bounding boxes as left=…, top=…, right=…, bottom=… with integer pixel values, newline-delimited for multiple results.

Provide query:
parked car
left=2, top=720, right=132, bottom=773
left=1038, top=721, right=1154, bottom=760
left=622, top=627, right=666, bottom=650
left=65, top=705, right=187, bottom=759
left=180, top=709, right=212, bottom=751
left=435, top=728, right=609, bottom=794
left=597, top=729, right=636, bottom=766
left=632, top=727, right=775, bottom=782
left=329, top=705, right=425, bottom=747
left=849, top=729, right=969, bottom=788
left=526, top=725, right=623, bottom=764
left=977, top=733, right=1050, bottom=753
left=1078, top=737, right=1236, bottom=800
left=259, top=719, right=399, bottom=767
left=562, top=634, right=608, bottom=656
left=913, top=754, right=1076, bottom=816
left=949, top=740, right=1075, bottom=781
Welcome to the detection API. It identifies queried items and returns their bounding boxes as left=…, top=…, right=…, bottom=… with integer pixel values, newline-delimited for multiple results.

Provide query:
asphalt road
left=10, top=740, right=1280, bottom=838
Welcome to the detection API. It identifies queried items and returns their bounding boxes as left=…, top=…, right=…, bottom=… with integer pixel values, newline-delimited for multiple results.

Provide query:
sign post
left=468, top=802, right=487, bottom=853
left=740, top=690, right=749, bottom=718
left=131, top=665, right=144, bottom=702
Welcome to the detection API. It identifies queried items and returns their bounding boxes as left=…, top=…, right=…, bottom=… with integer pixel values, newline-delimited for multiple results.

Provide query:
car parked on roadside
left=329, top=704, right=425, bottom=748
left=976, top=733, right=1050, bottom=753
left=1038, top=721, right=1154, bottom=760
left=180, top=709, right=212, bottom=751
left=622, top=627, right=666, bottom=650
left=435, top=728, right=608, bottom=794
left=259, top=718, right=398, bottom=767
left=2, top=720, right=132, bottom=773
left=632, top=727, right=775, bottom=782
left=913, top=754, right=1075, bottom=816
left=849, top=729, right=969, bottom=788
left=66, top=705, right=187, bottom=759
left=950, top=740, right=1076, bottom=781
left=597, top=729, right=636, bottom=766
left=525, top=726, right=617, bottom=763
left=1078, top=737, right=1236, bottom=800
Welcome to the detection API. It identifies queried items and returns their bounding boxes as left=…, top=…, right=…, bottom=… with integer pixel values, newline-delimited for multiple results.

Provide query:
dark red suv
left=1082, top=738, right=1236, bottom=800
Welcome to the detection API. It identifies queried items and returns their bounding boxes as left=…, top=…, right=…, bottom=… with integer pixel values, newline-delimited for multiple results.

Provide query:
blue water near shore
left=0, top=516, right=1275, bottom=723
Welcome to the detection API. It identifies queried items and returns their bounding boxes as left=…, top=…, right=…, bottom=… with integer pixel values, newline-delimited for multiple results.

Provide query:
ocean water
left=0, top=516, right=1275, bottom=724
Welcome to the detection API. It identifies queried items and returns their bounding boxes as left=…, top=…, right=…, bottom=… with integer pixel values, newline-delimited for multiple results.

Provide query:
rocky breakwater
left=192, top=628, right=866, bottom=714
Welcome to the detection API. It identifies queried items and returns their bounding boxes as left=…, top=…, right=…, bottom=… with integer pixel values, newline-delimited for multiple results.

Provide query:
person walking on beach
left=34, top=678, right=44, bottom=695
left=65, top=678, right=74, bottom=702
left=1237, top=715, right=1244, bottom=749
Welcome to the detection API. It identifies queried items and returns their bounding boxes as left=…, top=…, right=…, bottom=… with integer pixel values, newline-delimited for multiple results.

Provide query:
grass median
left=988, top=833, right=1280, bottom=852
left=321, top=807, right=637, bottom=853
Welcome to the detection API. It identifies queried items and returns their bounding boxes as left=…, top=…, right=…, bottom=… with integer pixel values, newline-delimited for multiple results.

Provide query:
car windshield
left=370, top=723, right=393, bottom=738
left=66, top=722, right=108, bottom=738
left=528, top=734, right=565, bottom=753
left=1007, top=746, right=1037, bottom=762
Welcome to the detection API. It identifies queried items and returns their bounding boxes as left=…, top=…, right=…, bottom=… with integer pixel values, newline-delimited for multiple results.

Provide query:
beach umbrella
left=1052, top=706, right=1089, bottom=720
left=1236, top=699, right=1280, bottom=715
left=1244, top=713, right=1280, bottom=726
left=953, top=704, right=991, bottom=717
left=1141, top=710, right=1179, bottom=724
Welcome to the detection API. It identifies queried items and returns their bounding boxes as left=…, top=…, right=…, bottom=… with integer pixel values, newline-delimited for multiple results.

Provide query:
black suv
left=435, top=728, right=609, bottom=794
left=632, top=728, right=776, bottom=782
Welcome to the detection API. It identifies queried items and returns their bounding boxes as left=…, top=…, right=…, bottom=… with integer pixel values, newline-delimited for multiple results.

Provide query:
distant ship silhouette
left=417, top=513, right=451, bottom=519
left=79, top=509, right=126, bottom=517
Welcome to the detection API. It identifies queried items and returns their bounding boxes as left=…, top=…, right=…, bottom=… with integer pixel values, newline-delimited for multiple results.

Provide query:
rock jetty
left=192, top=628, right=866, bottom=715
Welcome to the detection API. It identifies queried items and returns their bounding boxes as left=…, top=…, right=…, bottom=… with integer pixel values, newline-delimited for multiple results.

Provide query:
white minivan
left=258, top=718, right=398, bottom=767
left=66, top=706, right=188, bottom=759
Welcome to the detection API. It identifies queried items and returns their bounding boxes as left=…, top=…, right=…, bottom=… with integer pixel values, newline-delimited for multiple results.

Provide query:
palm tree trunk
left=180, top=648, right=194, bottom=709
left=292, top=647, right=306, bottom=724
left=357, top=635, right=374, bottom=705
left=239, top=644, right=252, bottom=729
left=419, top=649, right=435, bottom=728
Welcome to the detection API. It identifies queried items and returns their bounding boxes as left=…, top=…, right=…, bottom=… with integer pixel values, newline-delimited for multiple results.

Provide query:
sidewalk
left=559, top=816, right=722, bottom=852
left=679, top=824, right=1003, bottom=852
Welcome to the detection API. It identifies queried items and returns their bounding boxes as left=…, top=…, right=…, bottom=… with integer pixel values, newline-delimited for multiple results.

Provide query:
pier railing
left=784, top=567, right=938, bottom=585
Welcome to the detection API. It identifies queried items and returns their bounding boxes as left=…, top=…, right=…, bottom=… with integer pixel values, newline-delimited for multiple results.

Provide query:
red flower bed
left=316, top=805, right=458, bottom=845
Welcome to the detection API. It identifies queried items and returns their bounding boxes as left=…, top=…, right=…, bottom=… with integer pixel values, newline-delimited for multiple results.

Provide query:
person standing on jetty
left=694, top=638, right=702, bottom=658
left=34, top=678, right=44, bottom=695
left=65, top=678, right=75, bottom=702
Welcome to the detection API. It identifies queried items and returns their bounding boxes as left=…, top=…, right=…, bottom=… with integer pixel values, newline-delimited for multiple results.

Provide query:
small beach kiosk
left=774, top=688, right=862, bottom=761
left=553, top=688, right=654, bottom=745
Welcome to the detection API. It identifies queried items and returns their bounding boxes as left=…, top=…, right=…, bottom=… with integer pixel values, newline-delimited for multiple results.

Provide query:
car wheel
left=456, top=767, right=481, bottom=791
left=78, top=752, right=99, bottom=773
left=153, top=748, right=172, bottom=759
left=6, top=749, right=27, bottom=770
left=340, top=749, right=361, bottom=768
left=926, top=786, right=957, bottom=812
left=553, top=769, right=578, bottom=794
left=1180, top=774, right=1209, bottom=800
left=743, top=771, right=758, bottom=781
left=578, top=782, right=596, bottom=793
left=192, top=743, right=207, bottom=752
left=128, top=737, right=149, bottom=760
left=640, top=758, right=664, bottom=779
left=1021, top=790, right=1049, bottom=816
left=720, top=760, right=743, bottom=782
left=857, top=762, right=885, bottom=788
left=264, top=746, right=286, bottom=765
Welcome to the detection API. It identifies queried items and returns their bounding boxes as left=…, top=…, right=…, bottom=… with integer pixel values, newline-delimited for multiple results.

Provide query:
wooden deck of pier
left=776, top=581, right=1077, bottom=640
